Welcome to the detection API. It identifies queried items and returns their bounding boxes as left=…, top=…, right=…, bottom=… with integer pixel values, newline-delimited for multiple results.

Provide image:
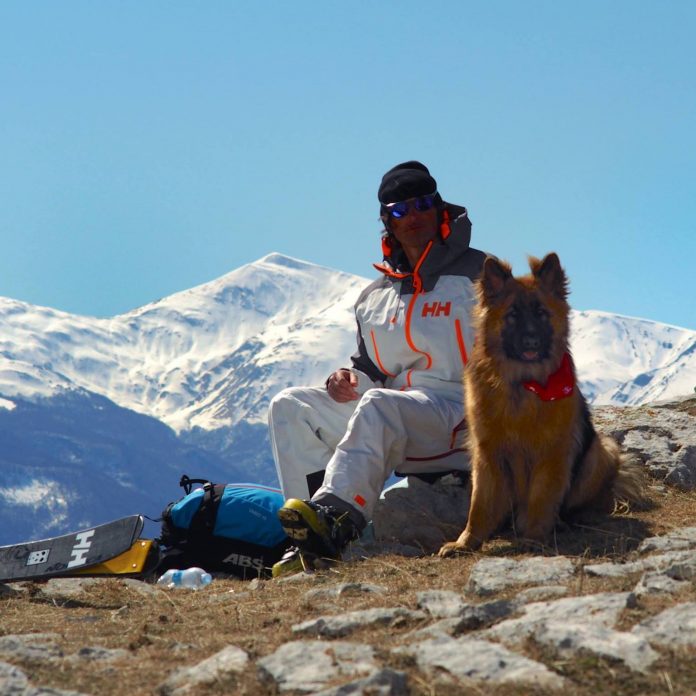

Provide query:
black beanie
left=378, top=161, right=438, bottom=205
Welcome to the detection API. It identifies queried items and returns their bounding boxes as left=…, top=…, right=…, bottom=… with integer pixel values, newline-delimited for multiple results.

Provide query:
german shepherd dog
left=439, top=253, right=643, bottom=555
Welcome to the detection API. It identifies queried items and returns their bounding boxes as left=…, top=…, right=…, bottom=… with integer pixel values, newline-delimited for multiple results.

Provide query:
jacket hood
left=375, top=202, right=473, bottom=290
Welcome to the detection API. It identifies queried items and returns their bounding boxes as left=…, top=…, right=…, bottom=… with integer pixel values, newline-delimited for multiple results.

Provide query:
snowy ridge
left=0, top=253, right=366, bottom=433
left=0, top=253, right=693, bottom=427
left=571, top=310, right=696, bottom=405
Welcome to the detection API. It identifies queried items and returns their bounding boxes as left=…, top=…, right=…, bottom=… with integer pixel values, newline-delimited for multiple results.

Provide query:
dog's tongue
left=522, top=351, right=539, bottom=361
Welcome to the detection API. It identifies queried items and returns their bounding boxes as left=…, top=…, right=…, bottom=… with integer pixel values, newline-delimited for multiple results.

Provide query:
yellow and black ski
left=0, top=516, right=157, bottom=583
left=71, top=538, right=159, bottom=577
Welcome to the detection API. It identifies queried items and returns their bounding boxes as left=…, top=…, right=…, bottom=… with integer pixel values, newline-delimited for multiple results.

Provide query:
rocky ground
left=1, top=396, right=695, bottom=695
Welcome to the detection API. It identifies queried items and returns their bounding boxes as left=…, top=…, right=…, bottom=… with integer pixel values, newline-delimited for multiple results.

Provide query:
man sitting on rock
left=268, top=161, right=489, bottom=576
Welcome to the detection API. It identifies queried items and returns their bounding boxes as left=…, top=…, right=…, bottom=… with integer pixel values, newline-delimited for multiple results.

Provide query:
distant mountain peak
left=255, top=252, right=317, bottom=270
left=254, top=252, right=362, bottom=279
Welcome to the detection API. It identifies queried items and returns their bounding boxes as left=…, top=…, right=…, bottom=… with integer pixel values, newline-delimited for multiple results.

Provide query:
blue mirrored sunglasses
left=385, top=194, right=436, bottom=219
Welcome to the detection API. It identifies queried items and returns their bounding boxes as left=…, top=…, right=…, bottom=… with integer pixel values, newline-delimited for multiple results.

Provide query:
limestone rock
left=0, top=634, right=64, bottom=662
left=516, top=585, right=569, bottom=603
left=663, top=552, right=696, bottom=580
left=69, top=646, right=129, bottom=663
left=123, top=578, right=160, bottom=596
left=416, top=590, right=515, bottom=630
left=312, top=668, right=408, bottom=695
left=372, top=476, right=470, bottom=552
left=485, top=592, right=634, bottom=646
left=395, top=636, right=564, bottom=689
left=466, top=556, right=574, bottom=595
left=599, top=402, right=696, bottom=489
left=37, top=577, right=103, bottom=600
left=632, top=602, right=696, bottom=647
left=303, top=582, right=388, bottom=603
left=257, top=641, right=376, bottom=693
left=0, top=660, right=88, bottom=695
left=533, top=621, right=659, bottom=673
left=584, top=550, right=695, bottom=578
left=638, top=526, right=696, bottom=553
left=0, top=583, right=20, bottom=598
left=292, top=607, right=426, bottom=638
left=0, top=661, right=28, bottom=696
left=415, top=589, right=467, bottom=618
left=633, top=570, right=690, bottom=596
left=159, top=645, right=249, bottom=695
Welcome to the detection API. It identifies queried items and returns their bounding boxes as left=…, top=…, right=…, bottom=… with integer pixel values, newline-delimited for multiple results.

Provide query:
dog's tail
left=603, top=436, right=649, bottom=512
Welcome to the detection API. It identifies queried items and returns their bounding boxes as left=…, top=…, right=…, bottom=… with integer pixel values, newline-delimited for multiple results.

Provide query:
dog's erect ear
left=481, top=256, right=513, bottom=302
left=530, top=253, right=568, bottom=300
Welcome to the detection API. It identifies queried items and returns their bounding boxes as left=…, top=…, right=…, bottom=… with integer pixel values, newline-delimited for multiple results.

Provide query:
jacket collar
left=374, top=202, right=471, bottom=286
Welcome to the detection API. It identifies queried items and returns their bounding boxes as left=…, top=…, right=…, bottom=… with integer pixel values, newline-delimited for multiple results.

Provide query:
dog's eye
left=535, top=306, right=549, bottom=321
left=505, top=308, right=519, bottom=324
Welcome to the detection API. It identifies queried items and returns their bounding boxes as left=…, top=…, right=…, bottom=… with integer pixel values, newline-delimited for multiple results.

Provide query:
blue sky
left=1, top=1, right=694, bottom=329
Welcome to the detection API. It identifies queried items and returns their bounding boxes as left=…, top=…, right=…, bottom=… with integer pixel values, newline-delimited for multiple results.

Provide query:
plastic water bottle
left=156, top=567, right=213, bottom=590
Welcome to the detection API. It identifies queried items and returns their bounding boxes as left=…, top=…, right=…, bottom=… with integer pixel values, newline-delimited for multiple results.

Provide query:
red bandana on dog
left=523, top=352, right=575, bottom=401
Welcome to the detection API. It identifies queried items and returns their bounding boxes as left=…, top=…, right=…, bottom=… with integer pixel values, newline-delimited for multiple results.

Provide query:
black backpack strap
left=159, top=476, right=222, bottom=548
left=189, top=482, right=226, bottom=537
left=179, top=474, right=212, bottom=496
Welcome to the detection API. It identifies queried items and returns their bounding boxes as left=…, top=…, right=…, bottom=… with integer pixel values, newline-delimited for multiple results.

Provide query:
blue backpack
left=158, top=476, right=290, bottom=579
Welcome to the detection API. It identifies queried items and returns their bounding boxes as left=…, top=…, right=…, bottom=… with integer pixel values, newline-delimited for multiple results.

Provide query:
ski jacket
left=347, top=203, right=488, bottom=401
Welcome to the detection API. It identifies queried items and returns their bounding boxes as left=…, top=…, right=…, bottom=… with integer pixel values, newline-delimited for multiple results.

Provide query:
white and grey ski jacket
left=347, top=203, right=488, bottom=402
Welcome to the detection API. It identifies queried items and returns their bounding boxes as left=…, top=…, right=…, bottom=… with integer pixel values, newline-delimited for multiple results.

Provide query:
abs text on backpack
left=159, top=476, right=291, bottom=579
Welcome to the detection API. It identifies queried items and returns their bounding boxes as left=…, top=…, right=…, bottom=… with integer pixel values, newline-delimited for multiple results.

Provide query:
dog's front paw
left=437, top=541, right=470, bottom=558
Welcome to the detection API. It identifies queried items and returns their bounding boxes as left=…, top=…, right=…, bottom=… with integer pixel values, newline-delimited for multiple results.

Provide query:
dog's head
left=475, top=253, right=570, bottom=378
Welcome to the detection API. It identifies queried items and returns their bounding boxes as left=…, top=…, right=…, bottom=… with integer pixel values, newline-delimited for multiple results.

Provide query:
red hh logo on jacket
left=421, top=301, right=451, bottom=318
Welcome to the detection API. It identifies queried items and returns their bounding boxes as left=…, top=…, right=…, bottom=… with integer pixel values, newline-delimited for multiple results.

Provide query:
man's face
left=388, top=200, right=439, bottom=252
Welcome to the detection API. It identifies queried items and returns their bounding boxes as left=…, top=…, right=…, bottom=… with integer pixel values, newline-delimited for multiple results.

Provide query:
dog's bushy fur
left=439, top=253, right=644, bottom=555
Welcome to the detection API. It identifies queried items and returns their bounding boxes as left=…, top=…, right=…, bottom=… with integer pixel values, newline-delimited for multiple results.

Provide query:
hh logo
left=67, top=529, right=95, bottom=568
left=422, top=301, right=451, bottom=318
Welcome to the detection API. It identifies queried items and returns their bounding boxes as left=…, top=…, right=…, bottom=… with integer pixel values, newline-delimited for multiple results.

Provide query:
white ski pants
left=268, top=385, right=467, bottom=521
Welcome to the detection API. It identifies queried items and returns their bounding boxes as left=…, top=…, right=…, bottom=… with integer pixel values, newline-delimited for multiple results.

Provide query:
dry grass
left=2, top=485, right=696, bottom=695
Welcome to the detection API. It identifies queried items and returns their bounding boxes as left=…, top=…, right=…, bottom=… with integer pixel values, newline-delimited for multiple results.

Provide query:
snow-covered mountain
left=0, top=253, right=364, bottom=431
left=572, top=311, right=696, bottom=405
left=0, top=253, right=694, bottom=544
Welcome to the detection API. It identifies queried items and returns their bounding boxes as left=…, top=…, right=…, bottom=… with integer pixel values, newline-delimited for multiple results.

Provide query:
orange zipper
left=454, top=318, right=469, bottom=366
left=369, top=329, right=397, bottom=378
left=402, top=241, right=434, bottom=387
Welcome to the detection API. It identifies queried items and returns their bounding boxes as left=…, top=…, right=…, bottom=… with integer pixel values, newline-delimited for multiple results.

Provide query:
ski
left=0, top=515, right=146, bottom=583
left=71, top=538, right=160, bottom=578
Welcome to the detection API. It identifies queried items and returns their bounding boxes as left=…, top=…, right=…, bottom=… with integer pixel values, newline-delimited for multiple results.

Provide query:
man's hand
left=327, top=369, right=359, bottom=403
